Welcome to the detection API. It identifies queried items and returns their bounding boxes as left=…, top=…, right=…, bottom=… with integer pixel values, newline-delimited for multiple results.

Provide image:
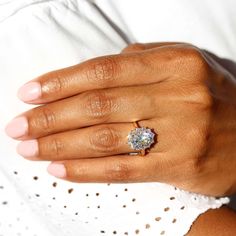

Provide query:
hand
left=5, top=42, right=236, bottom=196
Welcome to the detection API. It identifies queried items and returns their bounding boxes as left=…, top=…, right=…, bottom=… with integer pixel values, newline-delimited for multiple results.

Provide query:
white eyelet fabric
left=0, top=0, right=234, bottom=235
left=0, top=169, right=229, bottom=236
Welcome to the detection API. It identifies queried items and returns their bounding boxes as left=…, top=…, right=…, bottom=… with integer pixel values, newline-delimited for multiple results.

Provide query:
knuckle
left=39, top=137, right=64, bottom=158
left=50, top=137, right=64, bottom=157
left=122, top=43, right=146, bottom=52
left=84, top=91, right=113, bottom=121
left=190, top=86, right=214, bottom=108
left=41, top=72, right=65, bottom=94
left=183, top=126, right=209, bottom=160
left=89, top=126, right=120, bottom=153
left=188, top=48, right=205, bottom=66
left=30, top=107, right=57, bottom=133
left=105, top=161, right=132, bottom=181
left=199, top=88, right=214, bottom=108
left=185, top=125, right=206, bottom=146
left=85, top=57, right=120, bottom=85
left=182, top=47, right=210, bottom=77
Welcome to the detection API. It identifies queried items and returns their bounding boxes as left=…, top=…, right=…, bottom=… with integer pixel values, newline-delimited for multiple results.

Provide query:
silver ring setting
left=127, top=127, right=155, bottom=152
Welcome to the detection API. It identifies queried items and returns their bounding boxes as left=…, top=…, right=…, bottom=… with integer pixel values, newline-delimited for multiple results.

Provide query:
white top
left=0, top=0, right=233, bottom=236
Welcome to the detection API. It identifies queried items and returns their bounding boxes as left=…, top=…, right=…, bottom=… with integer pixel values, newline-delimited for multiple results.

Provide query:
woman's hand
left=5, top=42, right=236, bottom=196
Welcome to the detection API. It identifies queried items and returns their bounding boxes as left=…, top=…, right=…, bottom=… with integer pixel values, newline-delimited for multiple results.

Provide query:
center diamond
left=127, top=127, right=155, bottom=150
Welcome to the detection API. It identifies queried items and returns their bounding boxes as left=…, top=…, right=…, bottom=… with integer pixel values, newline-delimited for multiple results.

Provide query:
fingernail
left=17, top=82, right=42, bottom=102
left=47, top=163, right=67, bottom=178
left=17, top=140, right=39, bottom=159
left=5, top=116, right=28, bottom=138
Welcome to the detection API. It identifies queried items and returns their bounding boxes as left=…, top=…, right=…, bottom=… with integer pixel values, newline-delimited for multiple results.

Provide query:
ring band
left=127, top=121, right=156, bottom=156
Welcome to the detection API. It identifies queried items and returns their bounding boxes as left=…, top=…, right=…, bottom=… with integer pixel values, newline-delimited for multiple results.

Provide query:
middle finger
left=7, top=85, right=158, bottom=140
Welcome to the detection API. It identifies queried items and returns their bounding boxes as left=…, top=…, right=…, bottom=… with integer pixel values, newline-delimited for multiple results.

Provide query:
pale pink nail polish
left=17, top=82, right=42, bottom=102
left=17, top=140, right=39, bottom=158
left=47, top=163, right=67, bottom=178
left=5, top=116, right=28, bottom=138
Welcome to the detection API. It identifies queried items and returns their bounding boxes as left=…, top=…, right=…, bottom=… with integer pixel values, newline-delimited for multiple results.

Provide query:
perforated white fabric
left=0, top=169, right=229, bottom=236
left=0, top=0, right=234, bottom=235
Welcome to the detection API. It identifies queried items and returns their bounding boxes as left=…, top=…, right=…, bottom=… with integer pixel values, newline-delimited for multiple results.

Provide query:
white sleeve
left=96, top=0, right=236, bottom=60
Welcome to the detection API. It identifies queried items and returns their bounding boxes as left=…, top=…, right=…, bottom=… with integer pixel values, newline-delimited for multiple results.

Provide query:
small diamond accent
left=127, top=127, right=155, bottom=150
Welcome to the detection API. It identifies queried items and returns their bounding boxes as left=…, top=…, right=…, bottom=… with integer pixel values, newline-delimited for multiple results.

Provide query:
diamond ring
left=127, top=122, right=156, bottom=156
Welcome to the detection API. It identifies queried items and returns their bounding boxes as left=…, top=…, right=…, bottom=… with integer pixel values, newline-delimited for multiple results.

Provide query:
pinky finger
left=47, top=154, right=164, bottom=183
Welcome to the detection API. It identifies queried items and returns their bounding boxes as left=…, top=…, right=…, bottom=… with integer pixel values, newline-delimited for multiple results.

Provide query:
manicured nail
left=17, top=140, right=39, bottom=159
left=5, top=116, right=28, bottom=138
left=47, top=163, right=67, bottom=178
left=17, top=81, right=42, bottom=102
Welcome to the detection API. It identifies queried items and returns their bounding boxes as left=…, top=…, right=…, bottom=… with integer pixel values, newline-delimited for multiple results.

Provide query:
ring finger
left=16, top=122, right=159, bottom=161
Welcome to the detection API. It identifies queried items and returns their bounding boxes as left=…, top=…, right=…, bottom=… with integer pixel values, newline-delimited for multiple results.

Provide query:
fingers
left=16, top=123, right=141, bottom=161
left=46, top=154, right=166, bottom=183
left=17, top=44, right=183, bottom=104
left=6, top=85, right=158, bottom=139
left=16, top=118, right=178, bottom=162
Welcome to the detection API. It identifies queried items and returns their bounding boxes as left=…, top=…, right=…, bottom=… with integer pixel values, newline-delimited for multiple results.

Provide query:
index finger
left=17, top=45, right=180, bottom=104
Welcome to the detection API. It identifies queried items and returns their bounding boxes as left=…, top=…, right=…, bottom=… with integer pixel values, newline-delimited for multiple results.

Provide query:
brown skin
left=188, top=207, right=236, bottom=236
left=6, top=42, right=236, bottom=234
left=8, top=42, right=236, bottom=196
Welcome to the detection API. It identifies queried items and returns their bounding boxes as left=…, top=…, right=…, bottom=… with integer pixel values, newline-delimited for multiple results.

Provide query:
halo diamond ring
left=127, top=122, right=156, bottom=156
